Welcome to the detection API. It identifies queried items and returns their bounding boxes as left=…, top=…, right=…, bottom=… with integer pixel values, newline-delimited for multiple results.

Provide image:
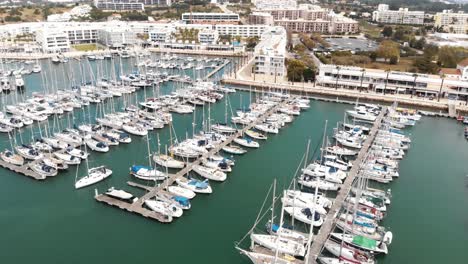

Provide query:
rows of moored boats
left=237, top=103, right=420, bottom=264
left=131, top=93, right=311, bottom=221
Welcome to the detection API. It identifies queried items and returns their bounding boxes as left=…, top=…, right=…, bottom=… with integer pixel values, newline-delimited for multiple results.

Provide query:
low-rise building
left=94, top=0, right=145, bottom=11
left=98, top=28, right=139, bottom=47
left=434, top=10, right=468, bottom=34
left=36, top=29, right=70, bottom=53
left=248, top=12, right=275, bottom=26
left=253, top=0, right=297, bottom=10
left=249, top=5, right=359, bottom=34
left=317, top=64, right=468, bottom=100
left=215, top=24, right=269, bottom=38
left=149, top=27, right=175, bottom=43
left=372, top=4, right=424, bottom=25
left=181, top=12, right=240, bottom=25
left=198, top=29, right=219, bottom=44
left=253, top=26, right=287, bottom=77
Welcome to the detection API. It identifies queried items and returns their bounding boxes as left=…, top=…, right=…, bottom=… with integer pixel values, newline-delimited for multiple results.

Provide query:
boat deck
left=306, top=108, right=387, bottom=263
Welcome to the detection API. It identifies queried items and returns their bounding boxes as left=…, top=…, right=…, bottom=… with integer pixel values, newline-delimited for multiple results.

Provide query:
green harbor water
left=0, top=57, right=467, bottom=263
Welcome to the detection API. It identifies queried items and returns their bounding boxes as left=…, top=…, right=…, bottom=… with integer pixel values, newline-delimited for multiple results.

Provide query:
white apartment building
left=94, top=0, right=145, bottom=11
left=36, top=29, right=70, bottom=53
left=198, top=29, right=219, bottom=44
left=98, top=28, right=139, bottom=47
left=434, top=10, right=468, bottom=34
left=215, top=25, right=269, bottom=38
left=149, top=27, right=175, bottom=43
left=253, top=27, right=287, bottom=77
left=317, top=64, right=468, bottom=100
left=181, top=12, right=240, bottom=24
left=253, top=0, right=297, bottom=10
left=372, top=4, right=425, bottom=25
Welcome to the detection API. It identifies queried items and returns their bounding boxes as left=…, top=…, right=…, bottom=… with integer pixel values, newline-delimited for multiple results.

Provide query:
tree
left=438, top=46, right=458, bottom=68
left=414, top=55, right=439, bottom=74
left=246, top=36, right=259, bottom=49
left=300, top=33, right=316, bottom=50
left=423, top=44, right=439, bottom=59
left=33, top=9, right=40, bottom=15
left=376, top=40, right=400, bottom=63
left=287, top=59, right=306, bottom=83
left=382, top=26, right=393, bottom=38
left=293, top=44, right=306, bottom=54
left=303, top=68, right=316, bottom=82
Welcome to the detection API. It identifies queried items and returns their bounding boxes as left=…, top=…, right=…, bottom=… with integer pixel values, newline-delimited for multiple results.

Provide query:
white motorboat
left=324, top=240, right=375, bottom=264
left=54, top=152, right=81, bottom=165
left=144, top=199, right=183, bottom=218
left=346, top=109, right=376, bottom=122
left=233, top=137, right=259, bottom=148
left=330, top=233, right=390, bottom=254
left=176, top=178, right=212, bottom=194
left=65, top=147, right=89, bottom=159
left=255, top=123, right=279, bottom=134
left=211, top=123, right=237, bottom=134
left=15, top=145, right=42, bottom=160
left=105, top=187, right=137, bottom=202
left=298, top=177, right=341, bottom=191
left=30, top=162, right=56, bottom=178
left=284, top=206, right=324, bottom=226
left=167, top=186, right=196, bottom=199
left=202, top=158, right=232, bottom=172
left=323, top=155, right=352, bottom=171
left=245, top=129, right=267, bottom=140
left=0, top=149, right=24, bottom=166
left=325, top=145, right=357, bottom=156
left=250, top=234, right=306, bottom=257
left=193, top=165, right=227, bottom=182
left=153, top=154, right=185, bottom=169
left=318, top=257, right=355, bottom=264
left=222, top=144, right=246, bottom=155
left=42, top=137, right=68, bottom=149
left=85, top=138, right=109, bottom=153
left=281, top=194, right=327, bottom=215
left=285, top=190, right=333, bottom=209
left=129, top=165, right=167, bottom=181
left=75, top=166, right=112, bottom=189
left=122, top=123, right=147, bottom=136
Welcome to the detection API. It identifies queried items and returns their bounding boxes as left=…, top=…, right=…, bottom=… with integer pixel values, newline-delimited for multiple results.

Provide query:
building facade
left=249, top=5, right=359, bottom=34
left=36, top=29, right=70, bottom=53
left=181, top=13, right=240, bottom=25
left=94, top=0, right=145, bottom=11
left=372, top=4, right=424, bottom=25
left=253, top=27, right=287, bottom=77
left=317, top=64, right=468, bottom=100
left=434, top=10, right=468, bottom=34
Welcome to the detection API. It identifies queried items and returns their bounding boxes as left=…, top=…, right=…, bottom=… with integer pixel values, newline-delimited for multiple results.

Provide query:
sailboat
left=130, top=134, right=166, bottom=181
left=0, top=149, right=24, bottom=166
left=75, top=145, right=112, bottom=189
left=193, top=165, right=227, bottom=182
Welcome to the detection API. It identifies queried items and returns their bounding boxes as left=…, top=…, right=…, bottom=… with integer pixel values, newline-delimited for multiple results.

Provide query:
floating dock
left=306, top=108, right=387, bottom=263
left=0, top=159, right=45, bottom=180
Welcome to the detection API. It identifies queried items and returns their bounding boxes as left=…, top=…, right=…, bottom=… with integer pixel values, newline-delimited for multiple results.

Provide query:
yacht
left=75, top=166, right=112, bottom=189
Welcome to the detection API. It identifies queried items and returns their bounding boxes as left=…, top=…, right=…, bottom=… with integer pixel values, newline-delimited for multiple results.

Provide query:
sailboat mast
left=146, top=133, right=152, bottom=167
left=270, top=178, right=276, bottom=233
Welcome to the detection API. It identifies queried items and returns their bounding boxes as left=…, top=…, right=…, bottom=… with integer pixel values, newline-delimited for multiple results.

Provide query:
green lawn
left=72, top=43, right=101, bottom=51
left=359, top=20, right=381, bottom=39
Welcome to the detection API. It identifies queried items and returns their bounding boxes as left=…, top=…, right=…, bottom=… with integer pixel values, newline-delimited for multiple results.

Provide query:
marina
left=0, top=54, right=467, bottom=264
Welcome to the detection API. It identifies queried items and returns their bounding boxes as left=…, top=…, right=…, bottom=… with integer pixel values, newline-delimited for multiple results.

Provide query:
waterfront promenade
left=222, top=78, right=468, bottom=115
left=0, top=48, right=246, bottom=60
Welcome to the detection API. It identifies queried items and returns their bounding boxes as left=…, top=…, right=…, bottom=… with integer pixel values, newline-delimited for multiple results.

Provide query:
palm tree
left=335, top=66, right=341, bottom=90
left=383, top=69, right=390, bottom=95
left=359, top=68, right=366, bottom=93
left=411, top=73, right=418, bottom=98
left=438, top=73, right=445, bottom=102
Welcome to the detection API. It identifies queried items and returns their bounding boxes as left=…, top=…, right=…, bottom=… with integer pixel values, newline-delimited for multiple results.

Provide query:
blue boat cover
left=131, top=165, right=152, bottom=172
